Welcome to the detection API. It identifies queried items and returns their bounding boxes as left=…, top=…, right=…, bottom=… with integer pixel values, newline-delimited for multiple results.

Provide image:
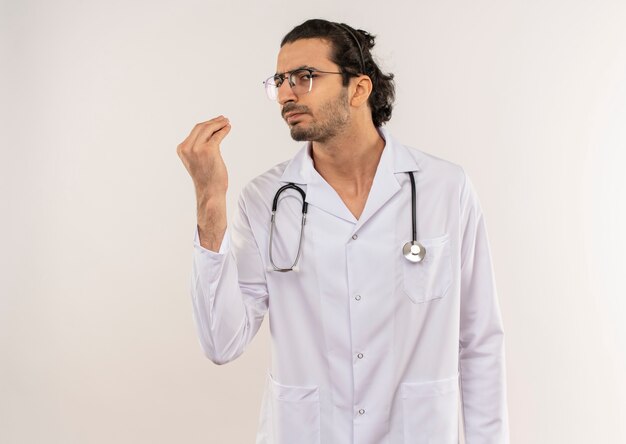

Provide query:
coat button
left=357, top=353, right=364, bottom=359
left=358, top=408, right=365, bottom=415
left=352, top=234, right=358, bottom=240
left=355, top=295, right=361, bottom=301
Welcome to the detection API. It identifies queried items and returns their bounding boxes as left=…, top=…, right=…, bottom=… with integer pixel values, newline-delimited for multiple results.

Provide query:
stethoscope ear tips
left=403, top=240, right=426, bottom=263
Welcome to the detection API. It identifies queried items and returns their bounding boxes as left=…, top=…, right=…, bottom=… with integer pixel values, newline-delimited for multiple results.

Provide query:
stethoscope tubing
left=269, top=171, right=426, bottom=271
left=269, top=183, right=308, bottom=272
left=408, top=171, right=417, bottom=244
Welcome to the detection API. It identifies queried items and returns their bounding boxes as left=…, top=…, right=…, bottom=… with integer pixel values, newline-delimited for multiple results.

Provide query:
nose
left=277, top=80, right=297, bottom=106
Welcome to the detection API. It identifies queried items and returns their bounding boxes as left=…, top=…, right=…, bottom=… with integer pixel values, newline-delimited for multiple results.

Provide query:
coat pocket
left=401, top=233, right=452, bottom=304
left=269, top=372, right=320, bottom=444
left=401, top=373, right=459, bottom=444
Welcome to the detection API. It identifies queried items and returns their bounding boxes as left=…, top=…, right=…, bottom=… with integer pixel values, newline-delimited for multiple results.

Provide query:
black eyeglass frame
left=263, top=68, right=347, bottom=100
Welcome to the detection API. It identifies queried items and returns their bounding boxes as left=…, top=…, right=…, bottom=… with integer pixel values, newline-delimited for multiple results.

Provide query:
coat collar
left=279, top=127, right=420, bottom=184
left=277, top=127, right=421, bottom=229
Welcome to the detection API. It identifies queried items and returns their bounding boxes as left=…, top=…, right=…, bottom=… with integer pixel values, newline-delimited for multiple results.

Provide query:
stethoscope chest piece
left=403, top=240, right=426, bottom=263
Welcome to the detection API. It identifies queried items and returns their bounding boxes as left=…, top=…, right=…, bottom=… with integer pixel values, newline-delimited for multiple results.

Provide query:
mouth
left=283, top=106, right=308, bottom=121
left=285, top=112, right=306, bottom=124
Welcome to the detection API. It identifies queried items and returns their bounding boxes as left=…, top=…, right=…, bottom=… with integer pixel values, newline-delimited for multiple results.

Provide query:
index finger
left=181, top=115, right=228, bottom=147
left=194, top=117, right=231, bottom=145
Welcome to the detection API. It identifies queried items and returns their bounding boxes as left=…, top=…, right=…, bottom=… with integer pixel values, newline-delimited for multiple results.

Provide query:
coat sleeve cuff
left=192, top=224, right=230, bottom=256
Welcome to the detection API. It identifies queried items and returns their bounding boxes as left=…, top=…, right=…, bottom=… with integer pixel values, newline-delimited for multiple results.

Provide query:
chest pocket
left=401, top=233, right=452, bottom=304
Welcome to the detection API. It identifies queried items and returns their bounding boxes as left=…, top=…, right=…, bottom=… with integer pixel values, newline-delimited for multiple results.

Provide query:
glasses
left=263, top=68, right=344, bottom=101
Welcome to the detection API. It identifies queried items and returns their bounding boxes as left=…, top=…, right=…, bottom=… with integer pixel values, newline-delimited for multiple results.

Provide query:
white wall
left=2, top=0, right=625, bottom=442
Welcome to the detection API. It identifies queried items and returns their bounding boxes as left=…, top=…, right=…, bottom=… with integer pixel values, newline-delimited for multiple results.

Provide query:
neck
left=310, top=122, right=385, bottom=196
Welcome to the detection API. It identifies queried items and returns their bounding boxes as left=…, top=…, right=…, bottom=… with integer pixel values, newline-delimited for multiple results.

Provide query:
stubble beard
left=289, top=88, right=350, bottom=144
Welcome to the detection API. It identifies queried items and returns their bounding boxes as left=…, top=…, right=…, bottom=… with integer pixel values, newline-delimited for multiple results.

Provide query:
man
left=177, top=18, right=509, bottom=444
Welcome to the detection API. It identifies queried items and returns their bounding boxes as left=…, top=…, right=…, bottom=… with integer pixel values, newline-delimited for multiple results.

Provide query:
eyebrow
left=273, top=65, right=317, bottom=77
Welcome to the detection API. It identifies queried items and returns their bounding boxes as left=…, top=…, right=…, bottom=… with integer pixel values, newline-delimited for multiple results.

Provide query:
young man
left=177, top=19, right=510, bottom=444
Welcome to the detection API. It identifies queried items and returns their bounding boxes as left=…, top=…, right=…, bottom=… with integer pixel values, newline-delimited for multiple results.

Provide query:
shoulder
left=404, top=145, right=482, bottom=215
left=243, top=160, right=290, bottom=195
left=401, top=142, right=467, bottom=189
left=382, top=128, right=466, bottom=185
left=236, top=158, right=292, bottom=217
left=401, top=144, right=483, bottom=222
left=239, top=141, right=309, bottom=202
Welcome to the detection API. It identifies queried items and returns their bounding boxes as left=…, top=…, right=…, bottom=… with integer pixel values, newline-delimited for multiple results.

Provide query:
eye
left=296, top=70, right=313, bottom=81
left=273, top=75, right=284, bottom=87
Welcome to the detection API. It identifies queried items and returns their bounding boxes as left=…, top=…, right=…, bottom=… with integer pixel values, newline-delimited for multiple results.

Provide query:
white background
left=2, top=0, right=625, bottom=442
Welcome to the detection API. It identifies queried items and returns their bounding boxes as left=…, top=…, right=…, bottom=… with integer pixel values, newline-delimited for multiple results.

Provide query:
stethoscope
left=269, top=171, right=426, bottom=272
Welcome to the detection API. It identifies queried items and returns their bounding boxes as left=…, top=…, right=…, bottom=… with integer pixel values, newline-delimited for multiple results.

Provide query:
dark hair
left=281, top=19, right=395, bottom=127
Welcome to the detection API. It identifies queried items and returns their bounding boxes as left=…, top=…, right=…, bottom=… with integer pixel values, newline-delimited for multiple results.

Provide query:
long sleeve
left=458, top=171, right=510, bottom=443
left=190, top=192, right=269, bottom=365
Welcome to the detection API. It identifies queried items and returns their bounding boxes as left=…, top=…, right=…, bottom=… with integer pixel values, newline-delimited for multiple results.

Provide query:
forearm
left=459, top=321, right=509, bottom=443
left=196, top=194, right=227, bottom=252
left=191, top=237, right=249, bottom=365
left=458, top=171, right=510, bottom=443
left=190, top=193, right=269, bottom=366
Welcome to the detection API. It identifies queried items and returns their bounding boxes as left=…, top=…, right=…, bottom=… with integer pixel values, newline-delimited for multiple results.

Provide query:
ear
left=349, top=75, right=373, bottom=108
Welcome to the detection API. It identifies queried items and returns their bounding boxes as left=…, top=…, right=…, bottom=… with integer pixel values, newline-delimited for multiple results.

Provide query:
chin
left=288, top=122, right=335, bottom=143
left=290, top=125, right=312, bottom=142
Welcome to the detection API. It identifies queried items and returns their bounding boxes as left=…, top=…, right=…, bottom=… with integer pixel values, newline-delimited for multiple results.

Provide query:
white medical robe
left=189, top=127, right=510, bottom=443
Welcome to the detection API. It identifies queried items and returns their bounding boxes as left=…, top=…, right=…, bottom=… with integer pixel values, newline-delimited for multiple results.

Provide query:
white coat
left=190, top=127, right=510, bottom=443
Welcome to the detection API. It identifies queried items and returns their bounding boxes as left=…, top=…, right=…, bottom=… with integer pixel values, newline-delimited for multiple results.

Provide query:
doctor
left=177, top=18, right=510, bottom=444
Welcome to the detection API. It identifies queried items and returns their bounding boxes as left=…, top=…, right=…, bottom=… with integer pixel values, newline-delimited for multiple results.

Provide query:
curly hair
left=281, top=19, right=395, bottom=128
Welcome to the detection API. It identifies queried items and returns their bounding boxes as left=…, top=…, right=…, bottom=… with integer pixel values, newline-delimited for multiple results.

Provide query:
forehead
left=276, top=38, right=335, bottom=73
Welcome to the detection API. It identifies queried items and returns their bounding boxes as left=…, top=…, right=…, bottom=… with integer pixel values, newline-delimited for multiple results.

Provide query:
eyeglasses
left=263, top=68, right=344, bottom=101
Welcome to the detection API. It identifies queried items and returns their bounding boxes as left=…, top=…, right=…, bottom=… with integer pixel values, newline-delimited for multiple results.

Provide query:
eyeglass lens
left=265, top=69, right=313, bottom=100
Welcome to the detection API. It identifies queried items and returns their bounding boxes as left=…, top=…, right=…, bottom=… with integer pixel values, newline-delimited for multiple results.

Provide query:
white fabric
left=189, top=127, right=510, bottom=443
